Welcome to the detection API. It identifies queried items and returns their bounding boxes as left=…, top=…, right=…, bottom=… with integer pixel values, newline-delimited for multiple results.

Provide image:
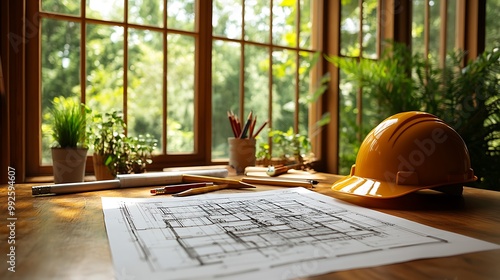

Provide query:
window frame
left=24, top=0, right=326, bottom=176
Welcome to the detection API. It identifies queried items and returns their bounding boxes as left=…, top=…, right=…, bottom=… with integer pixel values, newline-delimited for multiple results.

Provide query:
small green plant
left=48, top=96, right=90, bottom=148
left=89, top=111, right=158, bottom=175
left=257, top=128, right=314, bottom=168
left=127, top=134, right=158, bottom=173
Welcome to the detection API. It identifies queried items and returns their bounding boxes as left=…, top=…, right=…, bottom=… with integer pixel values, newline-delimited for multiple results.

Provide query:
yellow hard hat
left=332, top=111, right=476, bottom=198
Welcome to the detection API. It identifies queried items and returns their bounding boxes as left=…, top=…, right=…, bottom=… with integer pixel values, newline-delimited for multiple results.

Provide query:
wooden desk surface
left=1, top=173, right=500, bottom=280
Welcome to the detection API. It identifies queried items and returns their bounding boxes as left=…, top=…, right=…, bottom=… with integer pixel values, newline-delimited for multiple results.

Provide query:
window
left=335, top=0, right=499, bottom=193
left=337, top=0, right=465, bottom=175
left=210, top=0, right=323, bottom=159
left=485, top=0, right=500, bottom=51
left=26, top=0, right=323, bottom=175
left=337, top=0, right=380, bottom=175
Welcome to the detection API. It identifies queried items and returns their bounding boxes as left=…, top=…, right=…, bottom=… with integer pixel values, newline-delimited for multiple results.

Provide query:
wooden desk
left=1, top=173, right=500, bottom=279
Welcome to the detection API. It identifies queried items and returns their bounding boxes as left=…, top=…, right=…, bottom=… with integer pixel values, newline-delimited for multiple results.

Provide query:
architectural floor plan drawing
left=102, top=188, right=500, bottom=280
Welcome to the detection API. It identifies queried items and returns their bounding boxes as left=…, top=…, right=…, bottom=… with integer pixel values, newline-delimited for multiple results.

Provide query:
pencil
left=227, top=111, right=238, bottom=137
left=182, top=174, right=257, bottom=188
left=150, top=182, right=214, bottom=195
left=239, top=111, right=253, bottom=138
left=241, top=177, right=315, bottom=188
left=252, top=119, right=268, bottom=138
left=266, top=165, right=289, bottom=177
left=249, top=115, right=257, bottom=138
left=233, top=112, right=242, bottom=136
left=172, top=184, right=229, bottom=197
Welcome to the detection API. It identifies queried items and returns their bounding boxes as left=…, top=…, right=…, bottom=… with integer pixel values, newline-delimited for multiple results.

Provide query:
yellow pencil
left=182, top=174, right=256, bottom=188
left=172, top=184, right=230, bottom=197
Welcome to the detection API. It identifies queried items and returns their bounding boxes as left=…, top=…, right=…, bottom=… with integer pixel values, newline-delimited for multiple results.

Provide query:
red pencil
left=227, top=111, right=238, bottom=137
left=249, top=115, right=257, bottom=138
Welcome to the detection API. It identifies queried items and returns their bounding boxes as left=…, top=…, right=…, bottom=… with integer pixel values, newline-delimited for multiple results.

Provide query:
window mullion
left=267, top=0, right=274, bottom=152
left=294, top=0, right=300, bottom=133
left=439, top=0, right=448, bottom=68
left=81, top=1, right=86, bottom=105
left=123, top=0, right=129, bottom=132
left=240, top=0, right=246, bottom=122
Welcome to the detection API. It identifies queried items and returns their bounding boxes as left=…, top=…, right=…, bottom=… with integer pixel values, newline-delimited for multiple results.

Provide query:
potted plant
left=256, top=128, right=317, bottom=170
left=89, top=111, right=157, bottom=180
left=127, top=134, right=157, bottom=174
left=48, top=96, right=89, bottom=183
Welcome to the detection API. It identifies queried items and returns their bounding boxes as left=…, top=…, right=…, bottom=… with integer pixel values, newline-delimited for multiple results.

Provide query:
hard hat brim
left=331, top=175, right=471, bottom=199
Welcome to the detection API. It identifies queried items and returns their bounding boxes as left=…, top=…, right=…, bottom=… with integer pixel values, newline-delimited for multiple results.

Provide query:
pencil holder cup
left=228, top=137, right=256, bottom=174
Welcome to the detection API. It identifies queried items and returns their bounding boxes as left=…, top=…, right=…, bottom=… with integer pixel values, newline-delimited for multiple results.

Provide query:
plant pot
left=51, top=147, right=88, bottom=184
left=93, top=153, right=115, bottom=180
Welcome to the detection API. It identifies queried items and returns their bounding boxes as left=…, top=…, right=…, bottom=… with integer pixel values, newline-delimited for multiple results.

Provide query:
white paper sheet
left=102, top=188, right=500, bottom=280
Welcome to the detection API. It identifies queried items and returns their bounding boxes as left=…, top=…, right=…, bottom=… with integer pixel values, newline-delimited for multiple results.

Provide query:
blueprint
left=102, top=188, right=500, bottom=280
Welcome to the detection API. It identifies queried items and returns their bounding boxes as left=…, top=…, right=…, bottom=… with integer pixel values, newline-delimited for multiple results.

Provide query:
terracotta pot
left=51, top=147, right=88, bottom=184
left=92, top=153, right=116, bottom=181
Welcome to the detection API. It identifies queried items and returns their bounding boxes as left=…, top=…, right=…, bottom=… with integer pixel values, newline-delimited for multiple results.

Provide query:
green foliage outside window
left=327, top=42, right=500, bottom=191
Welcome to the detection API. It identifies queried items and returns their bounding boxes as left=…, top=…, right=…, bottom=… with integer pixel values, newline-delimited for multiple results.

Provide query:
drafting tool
left=150, top=182, right=214, bottom=195
left=172, top=184, right=234, bottom=197
left=182, top=174, right=256, bottom=188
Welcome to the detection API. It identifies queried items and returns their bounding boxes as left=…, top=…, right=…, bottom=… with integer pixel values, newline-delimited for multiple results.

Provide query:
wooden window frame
left=23, top=0, right=327, bottom=178
left=0, top=0, right=487, bottom=182
left=25, top=1, right=211, bottom=177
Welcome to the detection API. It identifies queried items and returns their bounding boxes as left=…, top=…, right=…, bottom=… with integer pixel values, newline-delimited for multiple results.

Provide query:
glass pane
left=428, top=0, right=440, bottom=61
left=298, top=51, right=312, bottom=137
left=85, top=24, right=124, bottom=115
left=299, top=51, right=324, bottom=158
left=167, top=0, right=196, bottom=31
left=211, top=40, right=241, bottom=159
left=244, top=45, right=270, bottom=139
left=128, top=28, right=163, bottom=151
left=129, top=0, right=164, bottom=27
left=213, top=0, right=242, bottom=39
left=446, top=0, right=456, bottom=55
left=272, top=48, right=295, bottom=143
left=341, top=0, right=360, bottom=56
left=272, top=0, right=297, bottom=47
left=41, top=18, right=81, bottom=165
left=244, top=0, right=270, bottom=43
left=338, top=71, right=359, bottom=175
left=42, top=0, right=81, bottom=16
left=167, top=34, right=196, bottom=153
left=362, top=0, right=378, bottom=59
left=412, top=0, right=425, bottom=56
left=86, top=0, right=124, bottom=22
left=299, top=0, right=313, bottom=49
left=485, top=0, right=500, bottom=51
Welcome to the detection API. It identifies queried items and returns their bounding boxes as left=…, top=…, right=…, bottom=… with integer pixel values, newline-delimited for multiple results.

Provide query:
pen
left=241, top=177, right=317, bottom=188
left=182, top=174, right=257, bottom=188
left=172, top=184, right=230, bottom=197
left=150, top=182, right=214, bottom=195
